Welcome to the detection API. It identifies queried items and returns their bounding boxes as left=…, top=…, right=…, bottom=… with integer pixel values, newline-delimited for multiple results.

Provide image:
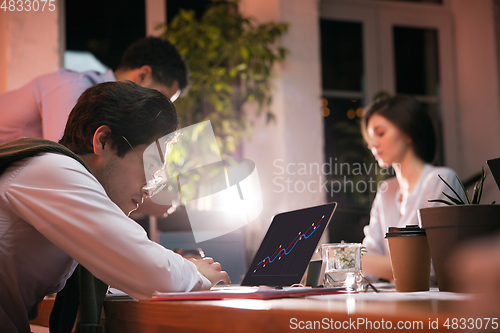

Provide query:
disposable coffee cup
left=385, top=225, right=431, bottom=292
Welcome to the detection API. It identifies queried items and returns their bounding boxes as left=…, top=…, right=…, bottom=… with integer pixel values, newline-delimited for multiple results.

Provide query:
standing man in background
left=0, top=37, right=188, bottom=144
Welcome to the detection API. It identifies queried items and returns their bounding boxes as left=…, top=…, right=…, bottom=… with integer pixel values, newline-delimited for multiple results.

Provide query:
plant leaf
left=428, top=199, right=456, bottom=206
left=451, top=174, right=471, bottom=204
left=476, top=166, right=486, bottom=204
left=438, top=174, right=466, bottom=204
left=472, top=181, right=480, bottom=204
left=442, top=192, right=464, bottom=205
left=162, top=2, right=289, bottom=154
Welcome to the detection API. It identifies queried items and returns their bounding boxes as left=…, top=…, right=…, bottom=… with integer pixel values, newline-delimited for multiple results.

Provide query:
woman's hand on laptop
left=190, top=257, right=231, bottom=287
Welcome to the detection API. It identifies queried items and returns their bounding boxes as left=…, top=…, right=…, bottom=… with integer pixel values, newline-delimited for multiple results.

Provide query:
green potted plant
left=159, top=1, right=288, bottom=155
left=418, top=167, right=500, bottom=291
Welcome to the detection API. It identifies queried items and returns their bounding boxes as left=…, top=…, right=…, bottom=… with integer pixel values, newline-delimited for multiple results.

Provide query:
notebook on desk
left=151, top=285, right=346, bottom=301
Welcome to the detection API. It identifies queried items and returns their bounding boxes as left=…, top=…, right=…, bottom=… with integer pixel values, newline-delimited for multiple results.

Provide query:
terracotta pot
left=418, top=205, right=500, bottom=292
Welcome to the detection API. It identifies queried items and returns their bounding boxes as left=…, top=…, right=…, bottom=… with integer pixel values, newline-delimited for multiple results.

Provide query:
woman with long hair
left=360, top=95, right=461, bottom=280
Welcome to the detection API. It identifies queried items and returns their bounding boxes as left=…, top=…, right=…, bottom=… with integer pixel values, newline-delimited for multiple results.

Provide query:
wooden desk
left=31, top=291, right=473, bottom=332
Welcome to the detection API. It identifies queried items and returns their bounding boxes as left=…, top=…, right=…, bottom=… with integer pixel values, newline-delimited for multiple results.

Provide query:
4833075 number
left=444, top=318, right=499, bottom=330
left=1, top=0, right=56, bottom=11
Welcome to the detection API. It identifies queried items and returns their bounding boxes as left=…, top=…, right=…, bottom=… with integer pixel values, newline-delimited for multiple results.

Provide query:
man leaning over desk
left=0, top=81, right=230, bottom=333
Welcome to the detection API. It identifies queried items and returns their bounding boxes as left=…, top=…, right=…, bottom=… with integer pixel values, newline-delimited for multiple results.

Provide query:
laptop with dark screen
left=241, top=202, right=337, bottom=287
left=487, top=157, right=500, bottom=191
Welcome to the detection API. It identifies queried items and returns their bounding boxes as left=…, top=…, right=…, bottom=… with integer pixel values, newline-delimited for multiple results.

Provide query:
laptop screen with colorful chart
left=241, top=202, right=337, bottom=287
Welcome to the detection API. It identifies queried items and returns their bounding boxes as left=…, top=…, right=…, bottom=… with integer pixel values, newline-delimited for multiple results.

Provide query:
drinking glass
left=321, top=242, right=362, bottom=291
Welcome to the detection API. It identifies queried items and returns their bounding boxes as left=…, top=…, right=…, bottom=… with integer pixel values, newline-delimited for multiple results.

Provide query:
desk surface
left=31, top=289, right=474, bottom=333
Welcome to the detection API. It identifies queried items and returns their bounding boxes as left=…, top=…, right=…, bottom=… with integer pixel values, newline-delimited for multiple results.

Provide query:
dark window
left=65, top=0, right=146, bottom=70
left=320, top=20, right=364, bottom=91
left=321, top=19, right=381, bottom=242
left=394, top=26, right=439, bottom=95
left=393, top=26, right=443, bottom=165
left=166, top=0, right=214, bottom=22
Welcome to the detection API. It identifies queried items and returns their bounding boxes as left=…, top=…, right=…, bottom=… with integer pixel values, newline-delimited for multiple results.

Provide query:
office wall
left=450, top=0, right=500, bottom=203
left=240, top=0, right=325, bottom=257
left=0, top=3, right=60, bottom=94
left=146, top=0, right=166, bottom=37
left=0, top=11, right=7, bottom=93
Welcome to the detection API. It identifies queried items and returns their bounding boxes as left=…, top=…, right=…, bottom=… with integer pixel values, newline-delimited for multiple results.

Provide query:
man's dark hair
left=117, top=37, right=189, bottom=94
left=60, top=81, right=179, bottom=157
left=361, top=95, right=436, bottom=163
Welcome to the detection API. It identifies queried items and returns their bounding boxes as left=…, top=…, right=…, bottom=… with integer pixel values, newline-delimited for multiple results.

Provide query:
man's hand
left=189, top=257, right=231, bottom=287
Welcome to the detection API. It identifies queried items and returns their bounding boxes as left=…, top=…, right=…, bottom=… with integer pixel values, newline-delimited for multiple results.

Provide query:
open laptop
left=150, top=202, right=339, bottom=300
left=241, top=202, right=337, bottom=287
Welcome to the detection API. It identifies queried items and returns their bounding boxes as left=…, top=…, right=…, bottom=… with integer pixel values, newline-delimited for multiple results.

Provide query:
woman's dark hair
left=361, top=95, right=436, bottom=163
left=60, top=81, right=179, bottom=157
left=117, top=37, right=189, bottom=94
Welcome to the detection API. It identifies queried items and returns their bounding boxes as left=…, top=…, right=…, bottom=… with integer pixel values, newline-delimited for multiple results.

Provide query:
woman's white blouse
left=362, top=164, right=462, bottom=256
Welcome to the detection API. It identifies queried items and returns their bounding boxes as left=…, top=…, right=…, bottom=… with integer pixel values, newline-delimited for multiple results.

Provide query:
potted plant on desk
left=418, top=167, right=500, bottom=291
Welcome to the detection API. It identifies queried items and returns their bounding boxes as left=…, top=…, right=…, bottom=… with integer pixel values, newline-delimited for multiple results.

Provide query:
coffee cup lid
left=385, top=225, right=426, bottom=238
